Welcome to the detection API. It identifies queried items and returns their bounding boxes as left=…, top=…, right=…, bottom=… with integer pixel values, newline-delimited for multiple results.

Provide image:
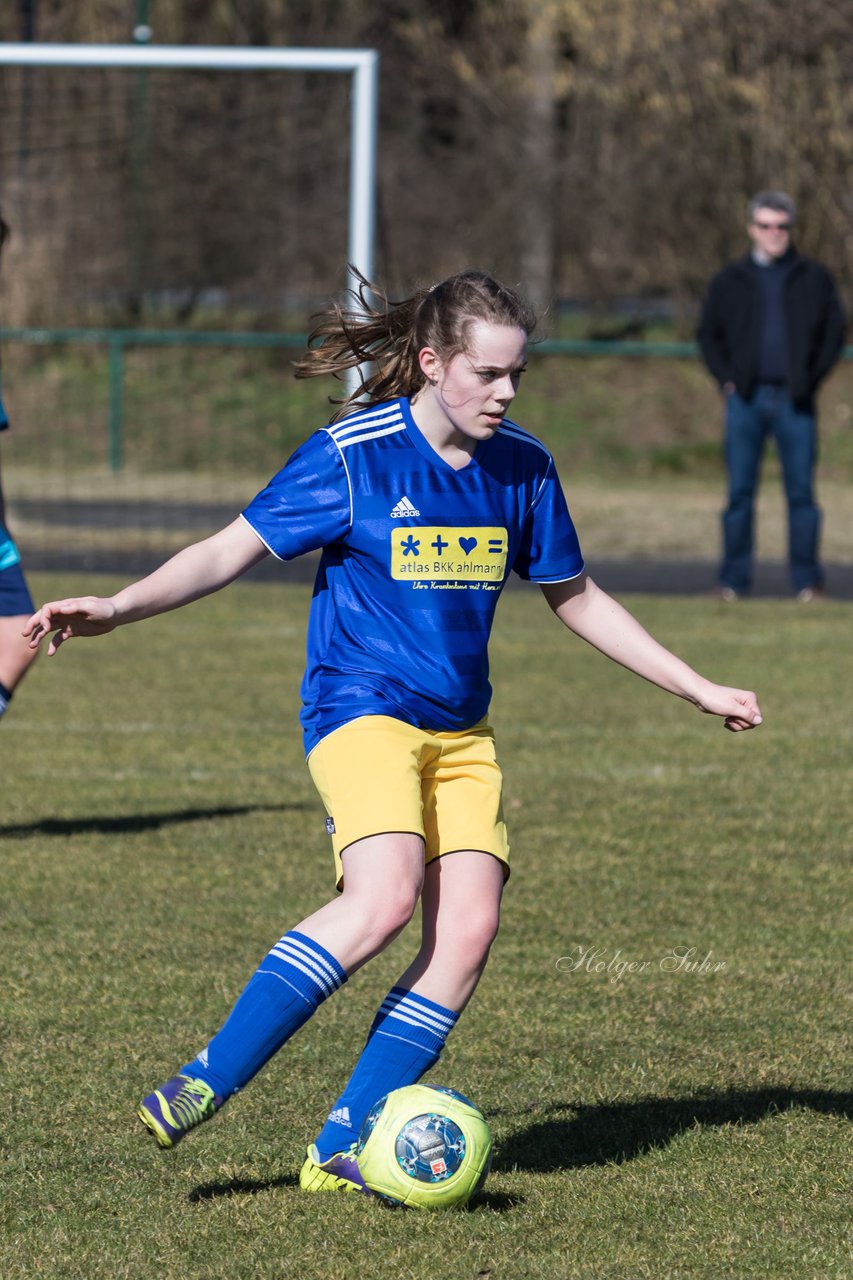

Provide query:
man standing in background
left=697, top=191, right=846, bottom=600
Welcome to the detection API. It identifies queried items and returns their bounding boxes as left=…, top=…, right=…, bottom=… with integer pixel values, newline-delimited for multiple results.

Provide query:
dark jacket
left=697, top=250, right=846, bottom=408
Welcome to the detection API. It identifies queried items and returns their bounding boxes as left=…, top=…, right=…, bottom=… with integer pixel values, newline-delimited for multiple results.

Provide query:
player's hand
left=694, top=682, right=763, bottom=733
left=23, top=597, right=119, bottom=655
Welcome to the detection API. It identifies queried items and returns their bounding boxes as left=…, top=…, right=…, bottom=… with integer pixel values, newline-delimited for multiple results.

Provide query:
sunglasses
left=754, top=221, right=792, bottom=232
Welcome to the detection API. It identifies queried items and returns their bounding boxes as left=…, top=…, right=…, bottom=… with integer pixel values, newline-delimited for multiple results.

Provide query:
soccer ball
left=356, top=1083, right=492, bottom=1209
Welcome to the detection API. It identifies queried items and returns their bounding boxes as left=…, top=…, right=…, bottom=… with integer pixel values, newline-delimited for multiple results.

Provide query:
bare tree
left=517, top=1, right=560, bottom=324
left=0, top=0, right=850, bottom=324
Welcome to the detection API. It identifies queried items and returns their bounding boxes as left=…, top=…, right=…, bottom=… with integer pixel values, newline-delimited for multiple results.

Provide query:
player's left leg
left=308, top=849, right=504, bottom=1168
left=396, top=848, right=506, bottom=1006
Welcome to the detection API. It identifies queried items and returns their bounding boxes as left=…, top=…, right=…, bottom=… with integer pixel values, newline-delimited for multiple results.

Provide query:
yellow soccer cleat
left=299, top=1143, right=369, bottom=1193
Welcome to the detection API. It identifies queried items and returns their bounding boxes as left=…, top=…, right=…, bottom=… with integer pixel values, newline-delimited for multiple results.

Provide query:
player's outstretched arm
left=540, top=573, right=763, bottom=733
left=24, top=518, right=268, bottom=656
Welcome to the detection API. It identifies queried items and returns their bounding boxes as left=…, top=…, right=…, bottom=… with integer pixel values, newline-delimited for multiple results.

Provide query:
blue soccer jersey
left=241, top=397, right=584, bottom=752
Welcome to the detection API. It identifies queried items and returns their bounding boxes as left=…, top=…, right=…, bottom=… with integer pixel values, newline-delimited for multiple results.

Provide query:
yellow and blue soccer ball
left=355, top=1083, right=492, bottom=1209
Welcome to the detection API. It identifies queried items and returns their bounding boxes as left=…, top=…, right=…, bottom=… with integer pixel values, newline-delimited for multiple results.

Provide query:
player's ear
left=418, top=346, right=442, bottom=385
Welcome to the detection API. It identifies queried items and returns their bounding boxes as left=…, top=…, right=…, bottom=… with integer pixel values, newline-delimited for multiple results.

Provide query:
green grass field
left=3, top=576, right=851, bottom=1279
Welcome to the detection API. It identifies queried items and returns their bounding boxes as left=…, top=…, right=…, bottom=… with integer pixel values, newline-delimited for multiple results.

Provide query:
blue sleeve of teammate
left=513, top=459, right=585, bottom=583
left=0, top=533, right=21, bottom=570
left=0, top=393, right=23, bottom=567
left=241, top=429, right=352, bottom=561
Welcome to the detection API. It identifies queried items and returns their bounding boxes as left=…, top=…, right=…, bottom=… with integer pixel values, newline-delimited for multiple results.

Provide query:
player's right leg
left=309, top=850, right=505, bottom=1168
left=137, top=832, right=425, bottom=1149
left=308, top=720, right=508, bottom=1169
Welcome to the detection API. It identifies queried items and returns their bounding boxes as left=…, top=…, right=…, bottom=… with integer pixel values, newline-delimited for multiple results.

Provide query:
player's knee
left=453, top=899, right=501, bottom=963
left=349, top=880, right=421, bottom=948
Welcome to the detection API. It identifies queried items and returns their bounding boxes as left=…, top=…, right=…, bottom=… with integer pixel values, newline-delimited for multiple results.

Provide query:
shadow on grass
left=493, top=1087, right=853, bottom=1171
left=188, top=1177, right=521, bottom=1211
left=467, top=1190, right=523, bottom=1212
left=189, top=1173, right=300, bottom=1202
left=0, top=803, right=306, bottom=838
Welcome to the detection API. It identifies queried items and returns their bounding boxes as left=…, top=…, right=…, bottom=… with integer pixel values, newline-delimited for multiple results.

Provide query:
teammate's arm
left=24, top=518, right=268, bottom=655
left=540, top=572, right=762, bottom=732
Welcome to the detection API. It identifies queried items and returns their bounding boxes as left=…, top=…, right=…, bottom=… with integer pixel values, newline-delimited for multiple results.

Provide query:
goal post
left=0, top=41, right=379, bottom=394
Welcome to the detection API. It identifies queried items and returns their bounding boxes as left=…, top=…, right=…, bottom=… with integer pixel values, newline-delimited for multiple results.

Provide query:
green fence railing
left=1, top=326, right=309, bottom=471
left=2, top=326, right=850, bottom=471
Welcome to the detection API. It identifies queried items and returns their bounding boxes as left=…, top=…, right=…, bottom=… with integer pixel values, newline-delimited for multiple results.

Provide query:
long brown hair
left=294, top=267, right=536, bottom=420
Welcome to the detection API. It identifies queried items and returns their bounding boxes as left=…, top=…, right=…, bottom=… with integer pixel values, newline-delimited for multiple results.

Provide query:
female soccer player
left=25, top=270, right=762, bottom=1191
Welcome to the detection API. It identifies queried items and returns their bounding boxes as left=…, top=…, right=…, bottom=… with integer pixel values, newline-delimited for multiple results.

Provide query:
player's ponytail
left=295, top=267, right=536, bottom=420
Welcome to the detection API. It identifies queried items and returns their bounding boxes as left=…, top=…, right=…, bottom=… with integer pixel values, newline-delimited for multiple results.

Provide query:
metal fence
left=0, top=325, right=716, bottom=472
left=2, top=327, right=850, bottom=577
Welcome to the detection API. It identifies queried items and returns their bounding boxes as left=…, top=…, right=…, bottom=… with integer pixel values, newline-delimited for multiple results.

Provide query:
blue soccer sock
left=0, top=681, right=11, bottom=719
left=314, top=986, right=459, bottom=1161
left=182, top=930, right=346, bottom=1101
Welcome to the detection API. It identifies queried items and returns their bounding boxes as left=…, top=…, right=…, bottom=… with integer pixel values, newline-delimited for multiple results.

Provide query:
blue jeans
left=721, top=386, right=821, bottom=594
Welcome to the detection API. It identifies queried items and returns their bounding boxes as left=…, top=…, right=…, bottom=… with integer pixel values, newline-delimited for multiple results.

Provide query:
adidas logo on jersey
left=390, top=495, right=420, bottom=518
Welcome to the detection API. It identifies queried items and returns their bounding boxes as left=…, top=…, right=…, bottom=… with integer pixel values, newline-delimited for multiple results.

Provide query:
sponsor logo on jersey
left=390, top=527, right=508, bottom=583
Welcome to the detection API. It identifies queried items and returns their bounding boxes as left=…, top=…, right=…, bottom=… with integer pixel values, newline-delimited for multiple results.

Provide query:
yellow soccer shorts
left=307, top=714, right=510, bottom=890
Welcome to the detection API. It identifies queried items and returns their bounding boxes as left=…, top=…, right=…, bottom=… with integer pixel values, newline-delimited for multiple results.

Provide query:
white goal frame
left=0, top=41, right=379, bottom=393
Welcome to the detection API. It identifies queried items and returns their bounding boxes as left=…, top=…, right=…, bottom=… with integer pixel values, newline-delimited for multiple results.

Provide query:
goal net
left=0, top=44, right=376, bottom=574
